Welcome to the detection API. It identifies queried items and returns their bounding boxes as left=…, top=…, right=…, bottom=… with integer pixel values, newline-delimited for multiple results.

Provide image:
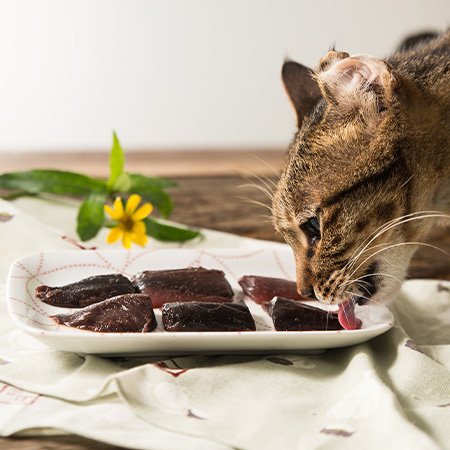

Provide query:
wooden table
left=1, top=150, right=449, bottom=450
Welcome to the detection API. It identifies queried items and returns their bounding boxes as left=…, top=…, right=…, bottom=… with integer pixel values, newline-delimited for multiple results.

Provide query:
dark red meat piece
left=162, top=300, right=256, bottom=332
left=238, top=275, right=307, bottom=304
left=133, top=267, right=234, bottom=308
left=51, top=293, right=157, bottom=333
left=36, top=273, right=136, bottom=308
left=263, top=297, right=343, bottom=331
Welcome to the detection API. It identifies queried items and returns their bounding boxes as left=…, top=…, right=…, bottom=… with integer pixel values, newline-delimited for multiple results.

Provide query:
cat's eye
left=300, top=216, right=321, bottom=245
left=304, top=216, right=321, bottom=235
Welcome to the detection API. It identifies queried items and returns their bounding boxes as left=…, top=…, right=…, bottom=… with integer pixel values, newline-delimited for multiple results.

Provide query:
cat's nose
left=300, top=286, right=314, bottom=297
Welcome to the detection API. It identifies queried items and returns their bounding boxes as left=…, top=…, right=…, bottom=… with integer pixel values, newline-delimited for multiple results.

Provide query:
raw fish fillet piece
left=133, top=267, right=234, bottom=308
left=238, top=275, right=307, bottom=304
left=36, top=273, right=136, bottom=308
left=162, top=300, right=256, bottom=332
left=52, top=293, right=157, bottom=333
left=262, top=297, right=343, bottom=331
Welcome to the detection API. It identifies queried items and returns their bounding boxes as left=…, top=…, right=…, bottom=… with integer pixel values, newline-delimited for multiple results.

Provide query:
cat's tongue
left=338, top=299, right=362, bottom=330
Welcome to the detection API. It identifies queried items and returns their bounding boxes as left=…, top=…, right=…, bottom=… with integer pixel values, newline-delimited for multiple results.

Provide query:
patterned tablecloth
left=0, top=196, right=449, bottom=450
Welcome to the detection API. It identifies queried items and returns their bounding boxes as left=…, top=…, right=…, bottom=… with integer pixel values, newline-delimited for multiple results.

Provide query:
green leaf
left=110, top=172, right=132, bottom=193
left=1, top=191, right=38, bottom=201
left=76, top=191, right=108, bottom=241
left=107, top=132, right=125, bottom=191
left=128, top=173, right=178, bottom=190
left=143, top=217, right=200, bottom=242
left=115, top=173, right=176, bottom=217
left=139, top=191, right=173, bottom=218
left=0, top=170, right=106, bottom=196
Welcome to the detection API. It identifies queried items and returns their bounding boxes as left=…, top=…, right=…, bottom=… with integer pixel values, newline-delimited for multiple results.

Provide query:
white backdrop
left=0, top=0, right=449, bottom=153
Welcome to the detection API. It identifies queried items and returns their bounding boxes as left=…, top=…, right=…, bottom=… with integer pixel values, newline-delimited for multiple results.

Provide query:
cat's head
left=272, top=51, right=433, bottom=306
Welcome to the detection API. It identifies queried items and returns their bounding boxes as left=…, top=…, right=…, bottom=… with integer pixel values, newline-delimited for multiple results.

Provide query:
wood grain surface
left=0, top=152, right=449, bottom=450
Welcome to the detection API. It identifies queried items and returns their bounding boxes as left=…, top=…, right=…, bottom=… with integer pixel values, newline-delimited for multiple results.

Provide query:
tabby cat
left=272, top=31, right=450, bottom=311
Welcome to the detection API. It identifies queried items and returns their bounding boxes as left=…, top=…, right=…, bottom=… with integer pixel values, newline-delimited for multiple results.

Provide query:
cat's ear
left=316, top=51, right=399, bottom=114
left=282, top=61, right=323, bottom=128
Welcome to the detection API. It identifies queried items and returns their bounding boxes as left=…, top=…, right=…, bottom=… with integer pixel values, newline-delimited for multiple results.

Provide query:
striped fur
left=272, top=32, right=450, bottom=306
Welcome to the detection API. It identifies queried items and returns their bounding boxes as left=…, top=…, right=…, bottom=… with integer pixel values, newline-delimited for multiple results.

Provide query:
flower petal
left=106, top=227, right=123, bottom=244
left=113, top=197, right=124, bottom=216
left=132, top=220, right=146, bottom=234
left=122, top=232, right=132, bottom=249
left=132, top=202, right=153, bottom=221
left=131, top=232, right=148, bottom=247
left=104, top=204, right=122, bottom=221
left=125, top=194, right=141, bottom=215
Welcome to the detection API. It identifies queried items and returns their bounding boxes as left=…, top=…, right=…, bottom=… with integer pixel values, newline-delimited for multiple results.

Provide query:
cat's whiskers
left=339, top=271, right=403, bottom=290
left=347, top=211, right=446, bottom=267
left=235, top=170, right=278, bottom=217
left=255, top=172, right=279, bottom=190
left=351, top=281, right=372, bottom=299
left=348, top=211, right=443, bottom=259
left=241, top=153, right=281, bottom=180
left=345, top=211, right=449, bottom=272
left=231, top=198, right=277, bottom=228
left=341, top=290, right=382, bottom=306
left=236, top=181, right=275, bottom=203
left=338, top=272, right=402, bottom=306
left=338, top=279, right=372, bottom=299
left=347, top=241, right=449, bottom=283
left=235, top=174, right=275, bottom=214
left=343, top=215, right=411, bottom=272
left=325, top=309, right=338, bottom=331
left=400, top=174, right=414, bottom=189
left=234, top=165, right=279, bottom=199
left=236, top=196, right=273, bottom=212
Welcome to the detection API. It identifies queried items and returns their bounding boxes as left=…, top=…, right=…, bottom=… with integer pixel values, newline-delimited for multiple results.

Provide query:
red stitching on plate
left=190, top=249, right=205, bottom=267
left=122, top=249, right=159, bottom=272
left=198, top=249, right=269, bottom=281
left=272, top=248, right=294, bottom=280
left=25, top=278, right=47, bottom=316
left=254, top=318, right=273, bottom=331
left=37, top=252, right=44, bottom=276
left=11, top=311, right=57, bottom=328
left=13, top=261, right=34, bottom=278
left=93, top=250, right=115, bottom=270
left=37, top=263, right=113, bottom=277
left=203, top=249, right=265, bottom=260
left=10, top=296, right=48, bottom=318
left=200, top=253, right=240, bottom=280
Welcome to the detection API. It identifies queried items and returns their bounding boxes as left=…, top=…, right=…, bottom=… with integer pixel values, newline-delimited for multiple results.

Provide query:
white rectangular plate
left=7, top=247, right=394, bottom=355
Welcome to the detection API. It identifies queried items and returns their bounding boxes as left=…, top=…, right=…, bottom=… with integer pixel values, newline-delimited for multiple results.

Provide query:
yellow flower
left=104, top=194, right=153, bottom=249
